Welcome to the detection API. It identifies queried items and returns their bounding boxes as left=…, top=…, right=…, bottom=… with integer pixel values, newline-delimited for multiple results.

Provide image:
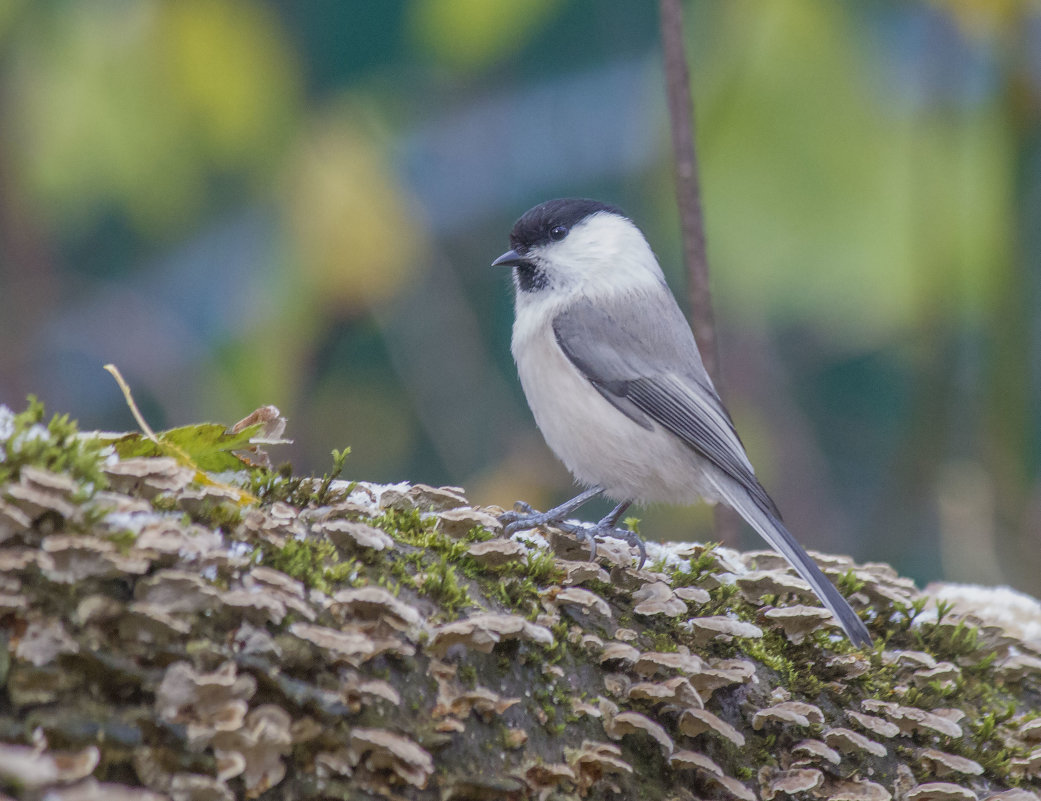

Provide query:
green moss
left=833, top=569, right=866, bottom=596
left=246, top=447, right=353, bottom=509
left=190, top=499, right=242, bottom=531
left=581, top=578, right=615, bottom=598
left=106, top=529, right=138, bottom=554
left=387, top=553, right=421, bottom=593
left=418, top=553, right=472, bottom=615
left=545, top=620, right=571, bottom=664
left=698, top=583, right=741, bottom=617
left=150, top=494, right=179, bottom=513
left=521, top=549, right=561, bottom=584
left=253, top=537, right=361, bottom=594
left=457, top=663, right=478, bottom=687
left=314, top=447, right=352, bottom=506
left=375, top=507, right=429, bottom=542
left=464, top=526, right=496, bottom=544
left=744, top=635, right=822, bottom=696
left=669, top=543, right=720, bottom=587
left=0, top=397, right=110, bottom=493
left=645, top=628, right=680, bottom=654
left=247, top=463, right=305, bottom=506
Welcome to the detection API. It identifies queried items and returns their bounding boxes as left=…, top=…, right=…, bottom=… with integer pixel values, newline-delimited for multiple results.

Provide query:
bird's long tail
left=714, top=482, right=873, bottom=647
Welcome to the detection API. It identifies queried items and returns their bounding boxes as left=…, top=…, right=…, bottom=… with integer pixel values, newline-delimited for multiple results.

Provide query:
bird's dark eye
left=549, top=225, right=569, bottom=241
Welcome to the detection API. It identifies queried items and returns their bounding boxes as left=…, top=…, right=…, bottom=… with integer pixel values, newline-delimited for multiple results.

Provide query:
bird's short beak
left=492, top=249, right=527, bottom=268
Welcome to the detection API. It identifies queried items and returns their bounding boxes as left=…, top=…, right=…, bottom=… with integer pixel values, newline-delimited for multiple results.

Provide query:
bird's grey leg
left=501, top=492, right=647, bottom=569
left=567, top=500, right=646, bottom=569
left=499, top=485, right=604, bottom=534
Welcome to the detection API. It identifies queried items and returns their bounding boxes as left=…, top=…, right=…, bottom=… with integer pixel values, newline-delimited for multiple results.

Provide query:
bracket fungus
left=105, top=456, right=195, bottom=499
left=764, top=605, right=836, bottom=643
left=825, top=779, right=894, bottom=801
left=628, top=675, right=703, bottom=708
left=155, top=661, right=255, bottom=725
left=846, top=711, right=900, bottom=739
left=907, top=783, right=979, bottom=801
left=0, top=743, right=99, bottom=789
left=792, top=739, right=842, bottom=766
left=737, top=570, right=816, bottom=603
left=632, top=650, right=706, bottom=678
left=632, top=581, right=687, bottom=617
left=913, top=662, right=961, bottom=690
left=554, top=586, right=613, bottom=619
left=289, top=621, right=412, bottom=666
left=435, top=506, right=503, bottom=538
left=467, top=538, right=527, bottom=566
left=558, top=558, right=611, bottom=586
left=427, top=613, right=553, bottom=657
left=330, top=586, right=422, bottom=632
left=822, top=727, right=887, bottom=759
left=677, top=707, right=746, bottom=747
left=669, top=749, right=724, bottom=777
left=15, top=616, right=79, bottom=667
left=671, top=751, right=756, bottom=801
left=317, top=519, right=395, bottom=552
left=603, top=710, right=674, bottom=756
left=521, top=762, right=577, bottom=795
left=7, top=466, right=80, bottom=520
left=379, top=483, right=468, bottom=513
left=918, top=749, right=984, bottom=778
left=861, top=699, right=962, bottom=738
left=348, top=728, right=435, bottom=789
left=753, top=701, right=825, bottom=731
left=762, top=767, right=825, bottom=799
left=685, top=615, right=764, bottom=645
left=210, top=704, right=293, bottom=794
left=567, top=740, right=633, bottom=795
left=598, top=641, right=641, bottom=668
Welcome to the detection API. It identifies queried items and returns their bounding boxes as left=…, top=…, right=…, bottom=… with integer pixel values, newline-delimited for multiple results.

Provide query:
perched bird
left=492, top=198, right=872, bottom=647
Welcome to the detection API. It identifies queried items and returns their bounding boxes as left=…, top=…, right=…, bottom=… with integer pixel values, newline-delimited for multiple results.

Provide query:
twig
left=104, top=363, right=159, bottom=443
left=659, top=0, right=740, bottom=543
left=659, top=0, right=719, bottom=384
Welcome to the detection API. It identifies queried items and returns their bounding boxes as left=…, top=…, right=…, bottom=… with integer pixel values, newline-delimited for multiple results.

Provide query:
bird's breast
left=511, top=317, right=718, bottom=505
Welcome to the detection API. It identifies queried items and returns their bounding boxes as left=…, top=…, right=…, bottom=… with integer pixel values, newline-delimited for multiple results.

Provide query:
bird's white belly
left=512, top=323, right=720, bottom=506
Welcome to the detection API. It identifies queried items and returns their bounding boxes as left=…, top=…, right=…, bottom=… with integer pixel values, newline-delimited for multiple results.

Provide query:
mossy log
left=1, top=403, right=1041, bottom=801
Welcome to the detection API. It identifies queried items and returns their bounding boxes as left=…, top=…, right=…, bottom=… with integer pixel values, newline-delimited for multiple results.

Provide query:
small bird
left=492, top=198, right=872, bottom=647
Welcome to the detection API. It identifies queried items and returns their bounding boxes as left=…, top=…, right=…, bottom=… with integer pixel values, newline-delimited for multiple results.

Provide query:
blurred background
left=1, top=0, right=1040, bottom=594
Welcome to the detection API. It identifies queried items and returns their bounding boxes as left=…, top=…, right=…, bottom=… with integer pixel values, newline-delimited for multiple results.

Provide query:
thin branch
left=104, top=364, right=159, bottom=443
left=659, top=0, right=719, bottom=385
left=659, top=0, right=740, bottom=544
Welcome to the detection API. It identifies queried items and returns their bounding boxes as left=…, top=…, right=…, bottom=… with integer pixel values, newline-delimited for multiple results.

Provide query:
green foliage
left=314, top=447, right=352, bottom=506
left=669, top=543, right=721, bottom=587
left=111, top=422, right=263, bottom=472
left=521, top=549, right=561, bottom=585
left=0, top=397, right=109, bottom=493
left=742, top=633, right=808, bottom=694
left=408, top=0, right=562, bottom=71
left=253, top=537, right=360, bottom=594
left=247, top=463, right=306, bottom=506
left=374, top=507, right=430, bottom=544
left=833, top=569, right=865, bottom=597
left=916, top=615, right=984, bottom=665
left=969, top=705, right=1018, bottom=775
left=417, top=553, right=471, bottom=616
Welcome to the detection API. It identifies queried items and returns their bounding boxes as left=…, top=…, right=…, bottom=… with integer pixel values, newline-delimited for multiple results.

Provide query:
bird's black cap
left=509, top=198, right=624, bottom=253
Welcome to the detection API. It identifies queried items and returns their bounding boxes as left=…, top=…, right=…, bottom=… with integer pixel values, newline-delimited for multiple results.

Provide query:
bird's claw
left=499, top=504, right=554, bottom=536
left=496, top=506, right=647, bottom=569
left=567, top=521, right=647, bottom=569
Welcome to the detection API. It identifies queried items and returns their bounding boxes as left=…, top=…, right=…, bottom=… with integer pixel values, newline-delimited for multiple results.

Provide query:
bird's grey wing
left=553, top=295, right=873, bottom=646
left=552, top=294, right=779, bottom=519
